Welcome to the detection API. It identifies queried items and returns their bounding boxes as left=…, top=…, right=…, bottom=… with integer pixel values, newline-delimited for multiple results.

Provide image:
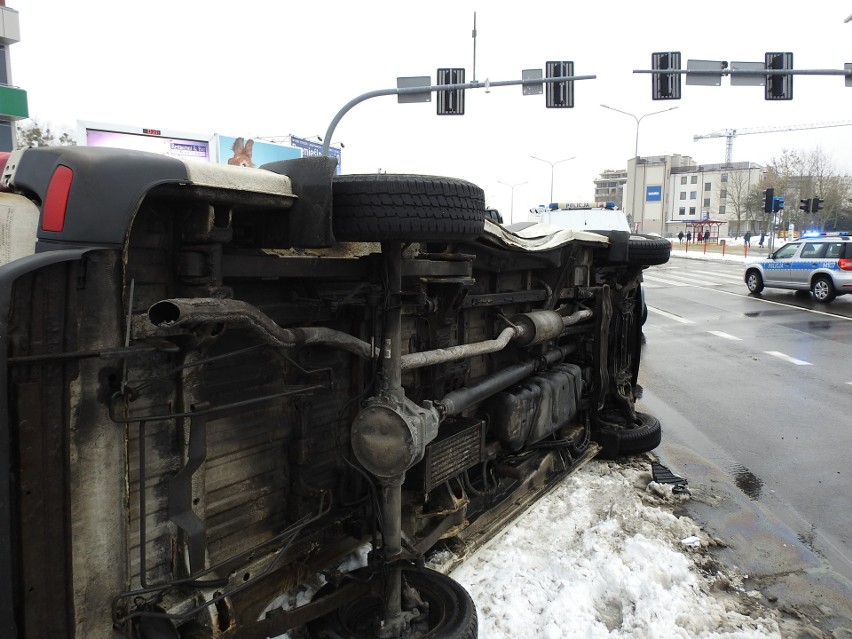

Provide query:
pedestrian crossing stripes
left=643, top=268, right=742, bottom=288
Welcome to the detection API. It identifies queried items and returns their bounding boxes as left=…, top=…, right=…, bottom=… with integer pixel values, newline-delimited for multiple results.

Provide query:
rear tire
left=332, top=174, right=486, bottom=242
left=811, top=275, right=836, bottom=303
left=307, top=567, right=478, bottom=639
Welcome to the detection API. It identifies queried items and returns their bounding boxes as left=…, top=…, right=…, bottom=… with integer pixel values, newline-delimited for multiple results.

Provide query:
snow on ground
left=429, top=457, right=797, bottom=639
left=273, top=455, right=820, bottom=638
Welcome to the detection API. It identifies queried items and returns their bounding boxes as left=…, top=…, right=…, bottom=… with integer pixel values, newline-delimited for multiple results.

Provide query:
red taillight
left=0, top=151, right=9, bottom=191
left=42, top=165, right=73, bottom=232
left=838, top=258, right=852, bottom=271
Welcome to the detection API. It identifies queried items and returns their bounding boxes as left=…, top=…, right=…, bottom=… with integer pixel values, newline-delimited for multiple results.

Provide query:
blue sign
left=645, top=185, right=662, bottom=202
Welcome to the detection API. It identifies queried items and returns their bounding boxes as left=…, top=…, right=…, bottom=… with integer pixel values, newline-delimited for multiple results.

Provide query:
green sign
left=0, top=85, right=28, bottom=121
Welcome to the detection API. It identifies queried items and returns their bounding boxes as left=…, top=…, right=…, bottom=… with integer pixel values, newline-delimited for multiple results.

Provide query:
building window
left=689, top=207, right=696, bottom=215
left=703, top=198, right=711, bottom=207
left=719, top=205, right=726, bottom=214
left=680, top=176, right=687, bottom=185
left=720, top=189, right=727, bottom=199
left=691, top=176, right=698, bottom=184
left=704, top=182, right=711, bottom=191
left=678, top=207, right=686, bottom=216
left=679, top=192, right=686, bottom=200
left=690, top=191, right=697, bottom=200
left=721, top=173, right=728, bottom=182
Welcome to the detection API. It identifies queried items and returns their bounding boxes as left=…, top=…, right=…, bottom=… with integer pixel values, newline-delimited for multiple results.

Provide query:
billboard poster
left=79, top=122, right=212, bottom=161
left=289, top=136, right=343, bottom=174
left=217, top=135, right=301, bottom=168
left=645, top=185, right=662, bottom=202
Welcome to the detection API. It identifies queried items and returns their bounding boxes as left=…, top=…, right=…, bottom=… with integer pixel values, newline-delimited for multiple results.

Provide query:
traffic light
left=545, top=61, right=574, bottom=108
left=772, top=196, right=785, bottom=213
left=799, top=198, right=811, bottom=214
left=764, top=188, right=775, bottom=213
left=765, top=52, right=793, bottom=101
left=652, top=52, right=682, bottom=100
left=436, top=68, right=465, bottom=115
left=812, top=197, right=824, bottom=214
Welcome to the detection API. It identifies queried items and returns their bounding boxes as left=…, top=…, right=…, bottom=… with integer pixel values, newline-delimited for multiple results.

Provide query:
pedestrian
left=678, top=231, right=684, bottom=244
left=686, top=231, right=692, bottom=243
left=744, top=231, right=751, bottom=247
left=703, top=230, right=710, bottom=242
left=758, top=232, right=765, bottom=248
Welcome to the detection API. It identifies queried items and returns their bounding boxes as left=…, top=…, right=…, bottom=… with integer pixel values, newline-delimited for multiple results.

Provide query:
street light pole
left=530, top=155, right=576, bottom=205
left=599, top=105, right=678, bottom=230
left=497, top=180, right=528, bottom=224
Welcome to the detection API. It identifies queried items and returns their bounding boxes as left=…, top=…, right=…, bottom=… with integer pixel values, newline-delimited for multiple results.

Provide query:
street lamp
left=599, top=105, right=678, bottom=158
left=600, top=104, right=678, bottom=230
left=497, top=180, right=528, bottom=224
left=530, top=156, right=576, bottom=205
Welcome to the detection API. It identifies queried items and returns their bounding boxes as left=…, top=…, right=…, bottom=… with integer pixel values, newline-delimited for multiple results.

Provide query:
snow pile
left=430, top=458, right=787, bottom=639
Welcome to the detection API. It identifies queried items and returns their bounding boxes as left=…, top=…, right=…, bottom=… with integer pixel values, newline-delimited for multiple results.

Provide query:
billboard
left=289, top=135, right=343, bottom=174
left=78, top=121, right=213, bottom=161
left=216, top=135, right=302, bottom=168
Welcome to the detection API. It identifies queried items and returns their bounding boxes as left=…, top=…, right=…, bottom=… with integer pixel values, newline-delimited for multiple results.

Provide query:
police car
left=744, top=233, right=852, bottom=303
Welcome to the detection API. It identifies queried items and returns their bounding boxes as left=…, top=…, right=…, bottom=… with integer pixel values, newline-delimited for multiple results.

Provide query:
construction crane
left=693, top=121, right=852, bottom=165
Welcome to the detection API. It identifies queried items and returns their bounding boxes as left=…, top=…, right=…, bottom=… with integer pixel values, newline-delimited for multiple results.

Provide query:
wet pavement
left=655, top=440, right=852, bottom=637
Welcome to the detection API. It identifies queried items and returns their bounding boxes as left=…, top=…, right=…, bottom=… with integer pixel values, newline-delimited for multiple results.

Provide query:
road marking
left=643, top=275, right=690, bottom=287
left=693, top=269, right=745, bottom=281
left=711, top=288, right=852, bottom=322
left=645, top=273, right=721, bottom=286
left=707, top=331, right=742, bottom=340
left=764, top=351, right=812, bottom=366
left=647, top=306, right=695, bottom=324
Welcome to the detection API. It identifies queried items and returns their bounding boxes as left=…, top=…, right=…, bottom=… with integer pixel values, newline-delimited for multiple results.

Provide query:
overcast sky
left=8, top=1, right=852, bottom=222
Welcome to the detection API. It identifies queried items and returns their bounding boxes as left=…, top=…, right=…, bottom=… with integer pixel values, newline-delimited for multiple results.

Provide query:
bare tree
left=15, top=118, right=76, bottom=147
left=724, top=168, right=757, bottom=236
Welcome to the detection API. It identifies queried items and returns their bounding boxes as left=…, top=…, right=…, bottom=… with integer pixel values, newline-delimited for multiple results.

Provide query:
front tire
left=307, top=567, right=478, bottom=639
left=811, top=275, right=836, bottom=303
left=591, top=412, right=662, bottom=459
left=745, top=270, right=764, bottom=294
left=627, top=235, right=671, bottom=266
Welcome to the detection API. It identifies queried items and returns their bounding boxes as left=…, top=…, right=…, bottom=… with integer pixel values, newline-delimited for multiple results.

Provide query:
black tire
left=332, top=174, right=486, bottom=242
left=811, top=275, right=836, bottom=303
left=592, top=232, right=670, bottom=267
left=307, top=567, right=477, bottom=639
left=745, top=269, right=764, bottom=294
left=627, top=235, right=671, bottom=266
left=591, top=412, right=662, bottom=459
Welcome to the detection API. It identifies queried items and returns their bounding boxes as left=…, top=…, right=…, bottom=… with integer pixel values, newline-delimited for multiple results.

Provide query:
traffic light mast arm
left=319, top=73, right=596, bottom=156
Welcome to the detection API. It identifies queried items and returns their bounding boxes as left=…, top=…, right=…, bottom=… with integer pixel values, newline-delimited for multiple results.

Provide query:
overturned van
left=0, top=146, right=668, bottom=639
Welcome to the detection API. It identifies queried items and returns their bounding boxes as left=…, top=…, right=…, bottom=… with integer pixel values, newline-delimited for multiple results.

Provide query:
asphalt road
left=637, top=256, right=852, bottom=587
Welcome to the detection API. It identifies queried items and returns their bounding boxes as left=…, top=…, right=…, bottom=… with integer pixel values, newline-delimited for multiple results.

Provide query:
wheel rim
left=747, top=273, right=760, bottom=291
left=813, top=279, right=830, bottom=300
